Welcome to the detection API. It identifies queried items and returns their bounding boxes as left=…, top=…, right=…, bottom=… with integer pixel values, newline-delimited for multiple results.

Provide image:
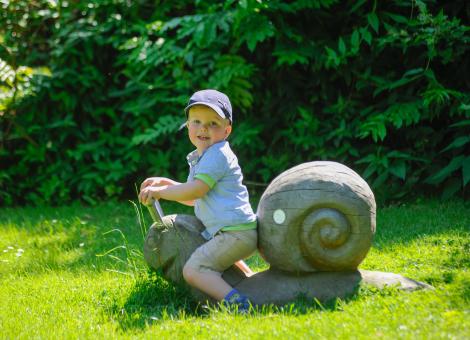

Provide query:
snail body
left=143, top=161, right=429, bottom=305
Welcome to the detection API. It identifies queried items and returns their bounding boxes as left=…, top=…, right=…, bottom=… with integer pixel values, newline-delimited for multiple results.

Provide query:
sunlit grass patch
left=0, top=215, right=97, bottom=276
left=0, top=199, right=469, bottom=338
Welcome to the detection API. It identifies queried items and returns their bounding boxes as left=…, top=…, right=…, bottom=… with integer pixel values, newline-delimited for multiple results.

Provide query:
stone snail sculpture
left=143, top=161, right=431, bottom=305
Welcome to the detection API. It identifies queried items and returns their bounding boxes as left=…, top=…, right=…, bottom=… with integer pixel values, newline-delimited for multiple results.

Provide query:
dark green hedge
left=1, top=0, right=469, bottom=205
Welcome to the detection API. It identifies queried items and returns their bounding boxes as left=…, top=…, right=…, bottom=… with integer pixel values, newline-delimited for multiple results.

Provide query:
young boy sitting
left=139, top=89, right=257, bottom=311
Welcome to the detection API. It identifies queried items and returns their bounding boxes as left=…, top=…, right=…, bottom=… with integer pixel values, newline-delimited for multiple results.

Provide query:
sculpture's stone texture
left=143, top=161, right=431, bottom=305
left=257, top=161, right=376, bottom=272
left=144, top=215, right=205, bottom=285
left=237, top=270, right=363, bottom=305
left=359, top=270, right=434, bottom=291
left=143, top=215, right=246, bottom=300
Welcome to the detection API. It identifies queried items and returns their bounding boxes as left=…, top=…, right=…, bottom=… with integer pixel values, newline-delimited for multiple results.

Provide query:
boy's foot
left=223, top=288, right=251, bottom=313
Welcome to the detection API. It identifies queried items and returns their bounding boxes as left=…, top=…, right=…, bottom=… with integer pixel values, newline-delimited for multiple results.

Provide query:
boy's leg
left=183, top=229, right=257, bottom=301
left=182, top=266, right=232, bottom=300
left=235, top=260, right=254, bottom=277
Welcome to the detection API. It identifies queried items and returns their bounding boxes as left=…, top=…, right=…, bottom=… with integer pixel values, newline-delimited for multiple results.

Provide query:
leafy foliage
left=0, top=0, right=469, bottom=205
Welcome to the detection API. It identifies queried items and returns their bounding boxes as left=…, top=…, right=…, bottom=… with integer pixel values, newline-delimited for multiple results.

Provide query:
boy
left=139, top=89, right=257, bottom=311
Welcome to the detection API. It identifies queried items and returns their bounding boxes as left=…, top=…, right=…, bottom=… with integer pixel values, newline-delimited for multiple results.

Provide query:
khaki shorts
left=184, top=229, right=257, bottom=274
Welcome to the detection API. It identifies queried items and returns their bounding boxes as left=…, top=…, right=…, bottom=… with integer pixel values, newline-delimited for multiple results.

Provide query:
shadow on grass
left=109, top=269, right=363, bottom=332
left=108, top=270, right=200, bottom=331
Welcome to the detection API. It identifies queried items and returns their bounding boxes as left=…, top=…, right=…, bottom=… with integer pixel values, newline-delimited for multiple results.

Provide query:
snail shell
left=257, top=161, right=376, bottom=272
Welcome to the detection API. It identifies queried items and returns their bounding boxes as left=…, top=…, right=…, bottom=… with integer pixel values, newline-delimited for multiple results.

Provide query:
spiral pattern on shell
left=257, top=161, right=376, bottom=272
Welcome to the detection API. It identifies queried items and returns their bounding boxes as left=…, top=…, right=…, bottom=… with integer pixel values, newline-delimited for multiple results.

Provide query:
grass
left=0, top=199, right=469, bottom=339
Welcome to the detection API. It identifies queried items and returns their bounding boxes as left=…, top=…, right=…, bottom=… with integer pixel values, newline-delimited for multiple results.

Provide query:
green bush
left=1, top=0, right=469, bottom=206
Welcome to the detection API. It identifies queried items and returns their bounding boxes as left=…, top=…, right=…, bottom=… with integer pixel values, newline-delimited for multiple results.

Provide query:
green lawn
left=0, top=199, right=468, bottom=339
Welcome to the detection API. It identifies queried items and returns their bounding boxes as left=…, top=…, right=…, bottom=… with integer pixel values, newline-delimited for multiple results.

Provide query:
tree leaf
left=363, top=163, right=377, bottom=179
left=459, top=104, right=470, bottom=112
left=449, top=119, right=470, bottom=128
left=426, top=156, right=465, bottom=185
left=237, top=14, right=275, bottom=52
left=441, top=136, right=470, bottom=153
left=324, top=46, right=340, bottom=67
left=441, top=178, right=461, bottom=200
left=463, top=156, right=470, bottom=186
left=372, top=171, right=389, bottom=188
left=389, top=160, right=406, bottom=180
left=351, top=30, right=360, bottom=50
left=403, top=68, right=424, bottom=77
left=367, top=13, right=379, bottom=33
left=194, top=17, right=217, bottom=48
left=377, top=122, right=387, bottom=141
left=384, top=12, right=408, bottom=24
left=338, top=37, right=346, bottom=54
left=349, top=0, right=367, bottom=13
left=361, top=28, right=372, bottom=45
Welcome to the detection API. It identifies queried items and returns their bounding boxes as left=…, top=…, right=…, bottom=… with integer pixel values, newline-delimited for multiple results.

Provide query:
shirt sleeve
left=194, top=148, right=227, bottom=189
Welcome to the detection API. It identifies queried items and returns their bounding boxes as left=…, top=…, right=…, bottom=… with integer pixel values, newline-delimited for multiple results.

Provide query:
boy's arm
left=140, top=177, right=194, bottom=206
left=140, top=177, right=180, bottom=190
left=139, top=180, right=210, bottom=206
left=178, top=199, right=195, bottom=207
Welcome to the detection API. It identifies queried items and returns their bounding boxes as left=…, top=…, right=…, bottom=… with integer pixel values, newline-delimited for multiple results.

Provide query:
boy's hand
left=140, top=177, right=176, bottom=191
left=139, top=186, right=166, bottom=206
left=138, top=180, right=207, bottom=206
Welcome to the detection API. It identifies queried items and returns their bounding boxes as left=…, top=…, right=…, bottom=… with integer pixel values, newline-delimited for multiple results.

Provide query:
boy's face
left=187, top=105, right=232, bottom=154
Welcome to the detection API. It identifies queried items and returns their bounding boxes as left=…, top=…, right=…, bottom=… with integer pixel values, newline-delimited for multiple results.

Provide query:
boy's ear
left=225, top=124, right=232, bottom=138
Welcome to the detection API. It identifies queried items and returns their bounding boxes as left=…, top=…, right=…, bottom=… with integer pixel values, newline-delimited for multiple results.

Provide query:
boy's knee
left=182, top=263, right=197, bottom=285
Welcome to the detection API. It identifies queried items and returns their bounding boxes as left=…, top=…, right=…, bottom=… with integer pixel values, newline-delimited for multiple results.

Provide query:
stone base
left=359, top=269, right=433, bottom=292
left=229, top=269, right=433, bottom=306
left=143, top=214, right=433, bottom=306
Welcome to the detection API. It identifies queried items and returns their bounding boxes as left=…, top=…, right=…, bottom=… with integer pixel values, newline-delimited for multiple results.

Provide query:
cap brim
left=184, top=102, right=229, bottom=121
